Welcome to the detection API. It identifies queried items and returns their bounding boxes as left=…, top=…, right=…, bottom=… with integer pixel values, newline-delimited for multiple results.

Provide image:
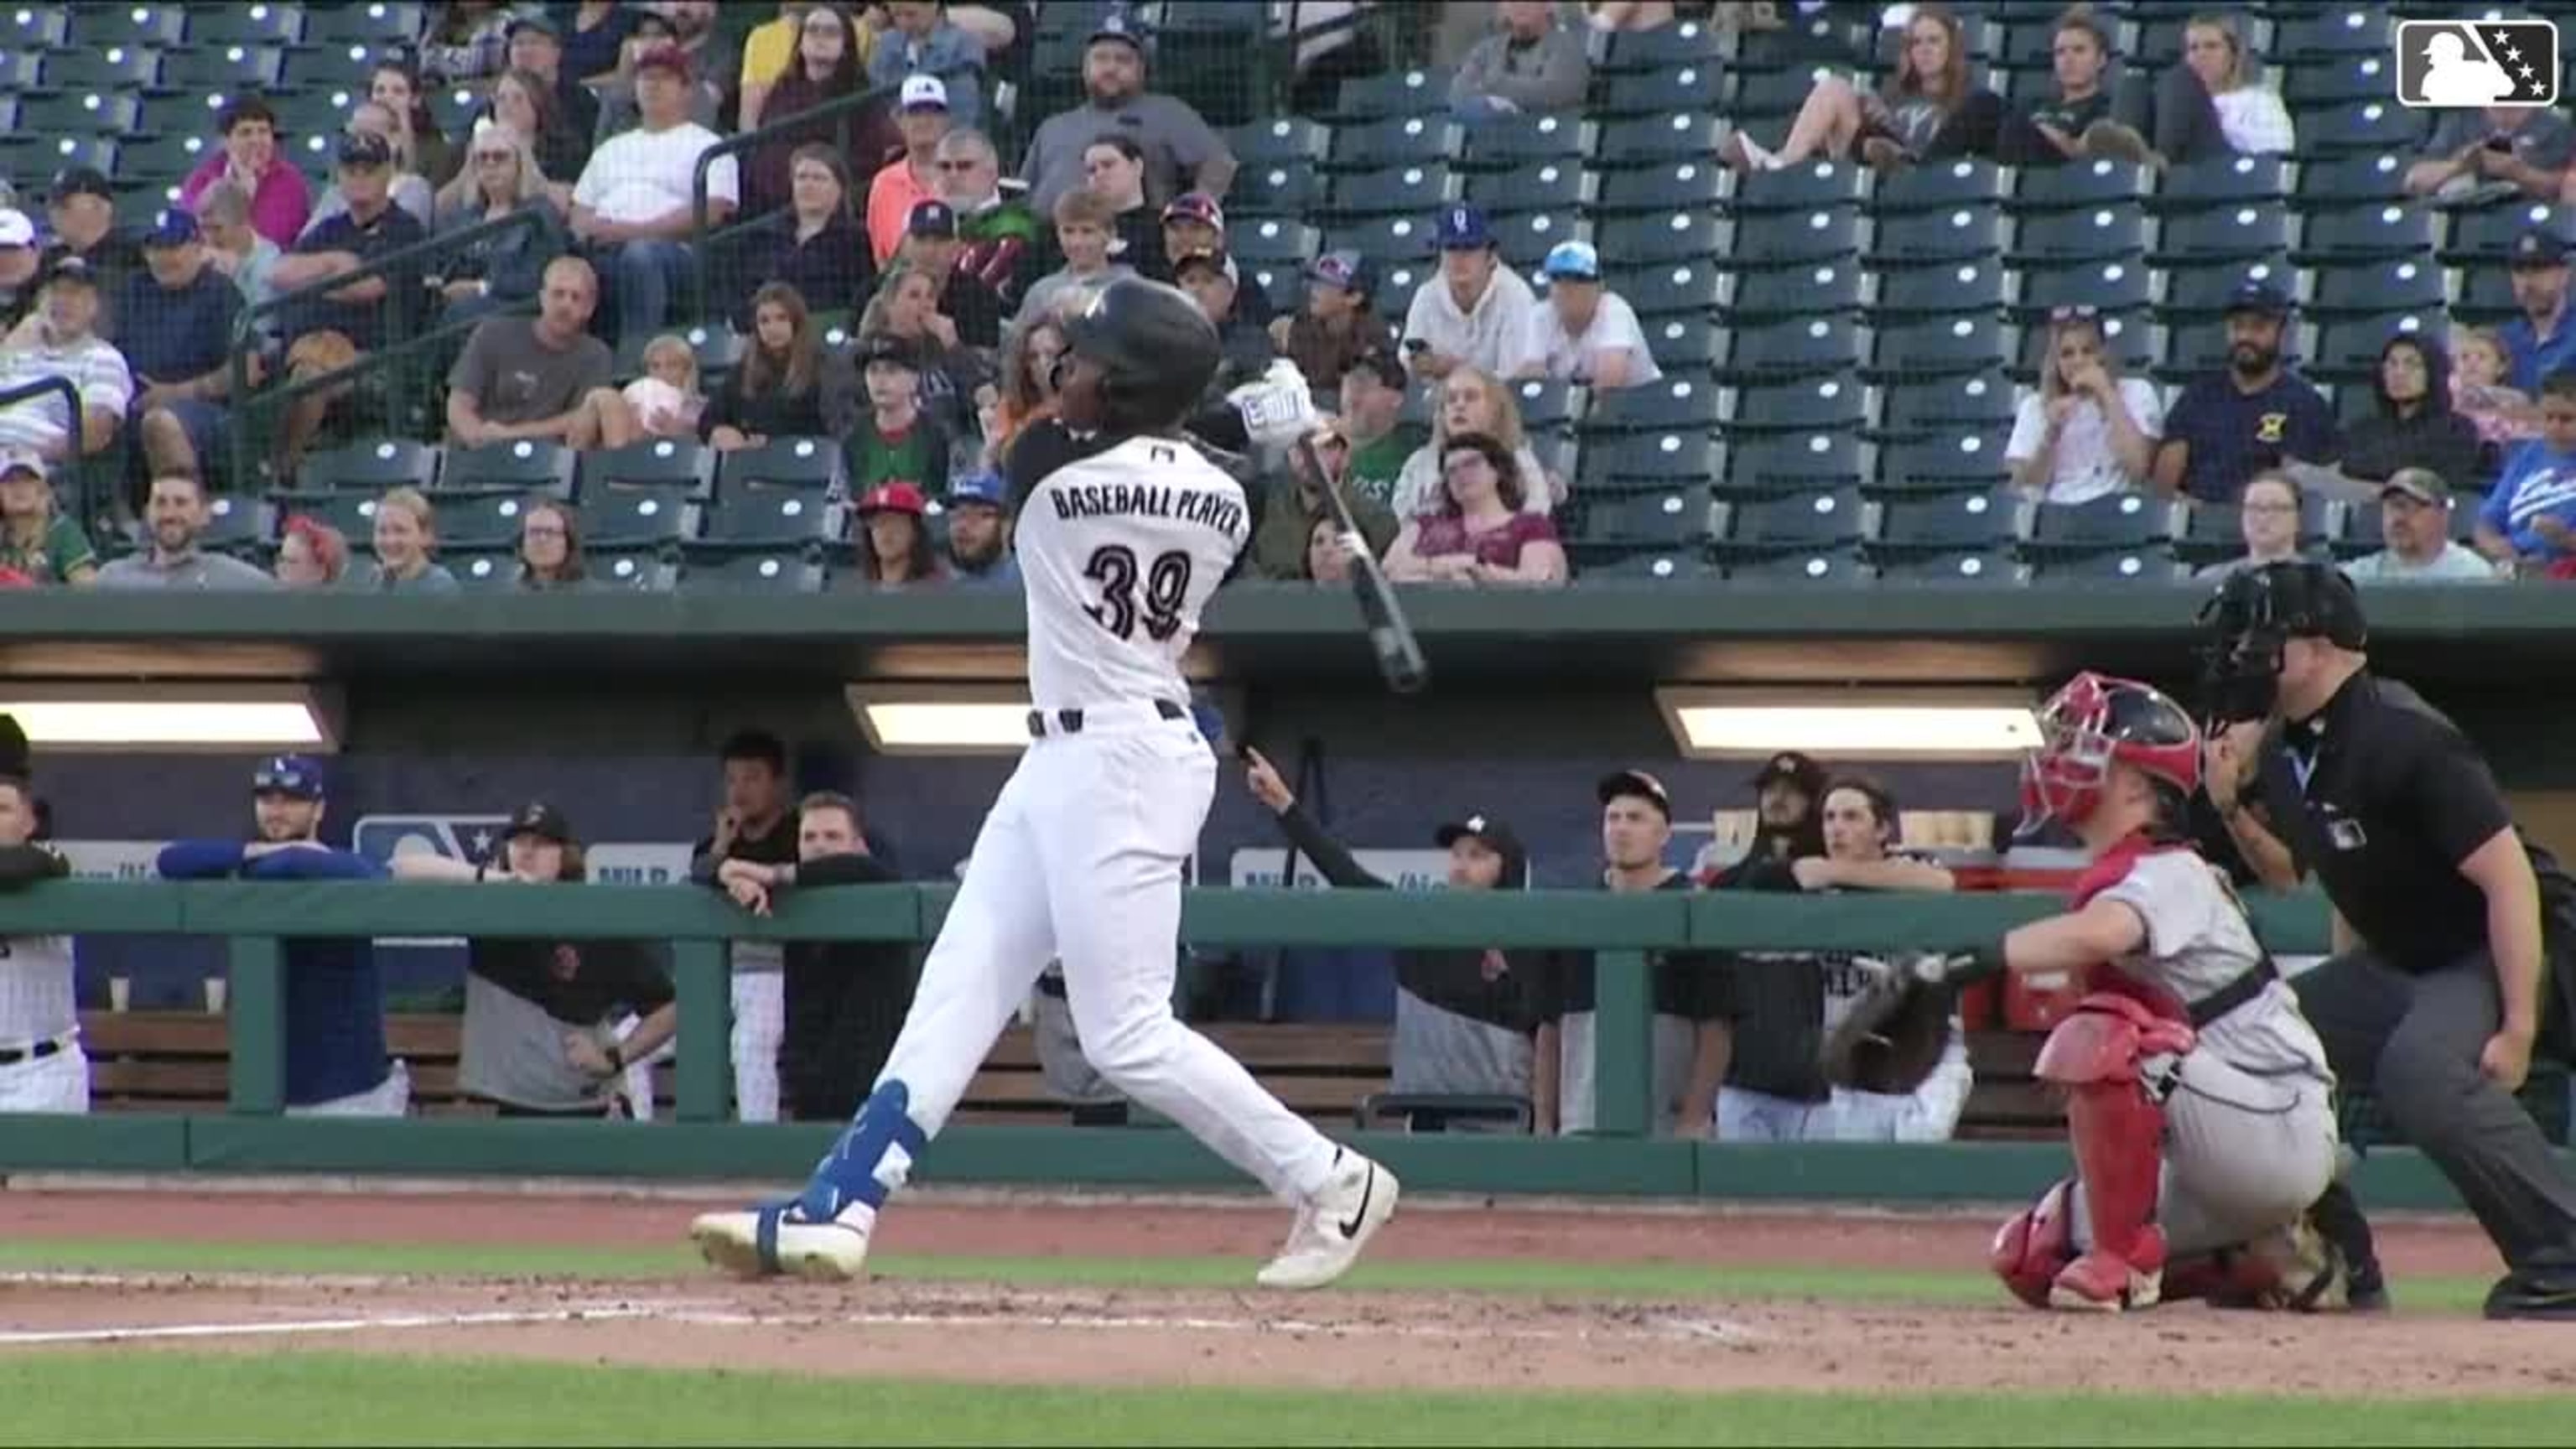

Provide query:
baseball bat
left=1295, top=434, right=1429, bottom=695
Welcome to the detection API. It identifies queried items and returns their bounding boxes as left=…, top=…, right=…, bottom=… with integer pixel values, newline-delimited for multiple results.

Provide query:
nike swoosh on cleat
left=1337, top=1166, right=1375, bottom=1239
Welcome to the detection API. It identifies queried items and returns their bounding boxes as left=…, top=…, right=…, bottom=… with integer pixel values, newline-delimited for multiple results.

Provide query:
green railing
left=0, top=880, right=2334, bottom=1130
left=226, top=208, right=555, bottom=489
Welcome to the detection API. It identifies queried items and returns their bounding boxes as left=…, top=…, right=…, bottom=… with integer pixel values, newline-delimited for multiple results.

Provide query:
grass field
left=2, top=1228, right=2561, bottom=1446
left=11, top=1353, right=2575, bottom=1447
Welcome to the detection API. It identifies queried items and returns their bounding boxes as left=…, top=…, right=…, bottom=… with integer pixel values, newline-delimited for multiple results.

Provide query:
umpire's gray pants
left=2295, top=948, right=2576, bottom=1270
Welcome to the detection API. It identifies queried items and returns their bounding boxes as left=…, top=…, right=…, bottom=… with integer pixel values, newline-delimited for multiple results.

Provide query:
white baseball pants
left=285, top=1059, right=413, bottom=1118
left=871, top=705, right=1340, bottom=1203
left=730, top=969, right=783, bottom=1124
left=0, top=1040, right=87, bottom=1114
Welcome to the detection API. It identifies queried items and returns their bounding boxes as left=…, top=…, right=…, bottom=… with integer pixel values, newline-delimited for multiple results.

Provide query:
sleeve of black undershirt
left=0, top=844, right=70, bottom=885
left=2403, top=722, right=2519, bottom=872
left=1005, top=419, right=1091, bottom=512
left=586, top=940, right=677, bottom=1015
left=1271, top=803, right=1388, bottom=891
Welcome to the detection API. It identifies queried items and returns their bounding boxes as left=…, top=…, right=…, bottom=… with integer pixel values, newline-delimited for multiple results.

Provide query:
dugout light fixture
left=847, top=686, right=1041, bottom=756
left=0, top=684, right=340, bottom=752
left=1655, top=687, right=2044, bottom=761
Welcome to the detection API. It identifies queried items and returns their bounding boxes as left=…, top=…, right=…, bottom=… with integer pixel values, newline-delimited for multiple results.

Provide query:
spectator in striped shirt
left=156, top=756, right=408, bottom=1118
left=0, top=772, right=81, bottom=1115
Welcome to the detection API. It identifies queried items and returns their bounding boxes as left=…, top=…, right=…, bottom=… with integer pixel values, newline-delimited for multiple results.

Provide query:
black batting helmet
left=1063, top=276, right=1222, bottom=433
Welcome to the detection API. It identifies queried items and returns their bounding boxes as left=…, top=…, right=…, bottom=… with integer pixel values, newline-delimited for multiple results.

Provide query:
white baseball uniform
left=2080, top=850, right=2340, bottom=1257
left=0, top=926, right=86, bottom=1114
left=861, top=428, right=1341, bottom=1203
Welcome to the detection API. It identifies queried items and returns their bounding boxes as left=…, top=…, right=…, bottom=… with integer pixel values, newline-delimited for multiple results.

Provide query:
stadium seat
left=1467, top=159, right=1592, bottom=214
left=1599, top=18, right=1725, bottom=72
left=2015, top=258, right=2153, bottom=319
left=1508, top=377, right=1577, bottom=435
left=1873, top=432, right=2012, bottom=495
left=2157, top=319, right=2234, bottom=379
left=282, top=41, right=403, bottom=91
left=589, top=549, right=676, bottom=592
left=1228, top=159, right=1323, bottom=218
left=118, top=134, right=216, bottom=189
left=1577, top=431, right=1722, bottom=492
left=1874, top=548, right=2021, bottom=585
left=304, top=2, right=425, bottom=47
left=1721, top=430, right=1867, bottom=496
left=1327, top=164, right=1454, bottom=221
left=582, top=486, right=698, bottom=548
left=0, top=55, right=36, bottom=91
left=0, top=8, right=65, bottom=46
left=580, top=439, right=718, bottom=497
left=1597, top=159, right=1727, bottom=216
left=2310, top=257, right=2447, bottom=317
left=714, top=437, right=844, bottom=493
left=1868, top=258, right=2007, bottom=319
left=2011, top=158, right=2151, bottom=213
left=198, top=493, right=271, bottom=552
left=1594, top=113, right=1727, bottom=168
left=444, top=440, right=577, bottom=495
left=1711, top=377, right=1866, bottom=435
left=18, top=93, right=144, bottom=138
left=1736, top=257, right=1864, bottom=320
left=1869, top=489, right=2021, bottom=555
left=1719, top=488, right=1867, bottom=553
left=1329, top=115, right=1458, bottom=172
left=1596, top=63, right=1721, bottom=120
left=297, top=439, right=441, bottom=493
left=439, top=492, right=541, bottom=550
left=2154, top=155, right=2290, bottom=213
left=1722, top=315, right=1864, bottom=381
left=2295, top=100, right=2426, bottom=158
left=1487, top=210, right=1576, bottom=272
left=1575, top=490, right=1711, bottom=547
left=706, top=485, right=844, bottom=545
left=1371, top=262, right=1430, bottom=322
left=305, top=491, right=382, bottom=543
left=1877, top=371, right=2017, bottom=438
left=1229, top=117, right=1330, bottom=173
left=2297, top=203, right=2436, bottom=261
left=39, top=46, right=164, bottom=92
left=1873, top=158, right=2004, bottom=214
left=187, top=4, right=310, bottom=46
left=2025, top=547, right=2184, bottom=583
left=1461, top=113, right=1591, bottom=170
left=2281, top=55, right=2396, bottom=112
left=1639, top=316, right=1722, bottom=371
left=1869, top=315, right=2005, bottom=379
left=1724, top=548, right=1867, bottom=585
left=446, top=551, right=519, bottom=592
left=2293, top=153, right=2411, bottom=209
left=1229, top=218, right=1322, bottom=267
left=2274, top=7, right=2392, bottom=61
left=2312, top=315, right=2447, bottom=382
left=1608, top=260, right=1724, bottom=321
left=161, top=44, right=288, bottom=91
left=1581, top=552, right=1717, bottom=584
left=1726, top=207, right=1862, bottom=268
left=2444, top=201, right=2565, bottom=267
left=2153, top=205, right=2293, bottom=264
left=1727, top=63, right=1837, bottom=124
left=1331, top=69, right=1447, bottom=122
left=1732, top=159, right=1869, bottom=214
left=2009, top=205, right=2148, bottom=264
left=427, top=84, right=485, bottom=142
left=1596, top=210, right=1726, bottom=267
left=1581, top=375, right=1724, bottom=434
left=2457, top=266, right=2520, bottom=323
left=688, top=547, right=825, bottom=594
left=1332, top=214, right=1437, bottom=265
left=2158, top=257, right=2297, bottom=318
left=2025, top=492, right=2174, bottom=555
left=1868, top=205, right=2004, bottom=265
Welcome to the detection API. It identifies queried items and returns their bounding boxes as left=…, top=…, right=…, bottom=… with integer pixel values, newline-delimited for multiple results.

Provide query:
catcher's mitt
left=1820, top=953, right=1993, bottom=1094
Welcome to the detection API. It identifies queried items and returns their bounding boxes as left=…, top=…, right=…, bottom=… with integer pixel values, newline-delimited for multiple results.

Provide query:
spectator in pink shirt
left=179, top=100, right=313, bottom=250
left=1385, top=431, right=1568, bottom=586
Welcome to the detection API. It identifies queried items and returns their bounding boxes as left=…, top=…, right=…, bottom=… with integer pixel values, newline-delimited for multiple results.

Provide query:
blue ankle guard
left=797, top=1078, right=929, bottom=1222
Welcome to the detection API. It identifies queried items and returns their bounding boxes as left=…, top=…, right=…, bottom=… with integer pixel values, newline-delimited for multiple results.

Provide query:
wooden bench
left=77, top=1010, right=2064, bottom=1137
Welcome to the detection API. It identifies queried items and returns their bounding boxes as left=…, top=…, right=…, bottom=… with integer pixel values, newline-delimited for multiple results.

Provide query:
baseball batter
left=1983, top=673, right=2347, bottom=1311
left=693, top=278, right=1398, bottom=1289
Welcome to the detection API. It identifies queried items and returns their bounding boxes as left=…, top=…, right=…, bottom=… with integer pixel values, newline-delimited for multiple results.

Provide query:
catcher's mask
left=2194, top=560, right=2367, bottom=725
left=2019, top=672, right=2202, bottom=834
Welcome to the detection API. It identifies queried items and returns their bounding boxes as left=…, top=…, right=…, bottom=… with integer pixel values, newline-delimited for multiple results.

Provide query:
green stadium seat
left=2295, top=152, right=2409, bottom=210
left=298, top=439, right=441, bottom=493
left=1596, top=210, right=1725, bottom=266
left=444, top=550, right=519, bottom=591
left=1877, top=371, right=2016, bottom=439
left=1464, top=159, right=1592, bottom=215
left=1328, top=115, right=1457, bottom=172
left=1706, top=377, right=1859, bottom=437
left=162, top=44, right=288, bottom=91
left=684, top=547, right=823, bottom=594
left=2026, top=546, right=2184, bottom=584
left=2026, top=493, right=2173, bottom=556
left=1727, top=63, right=1836, bottom=125
left=1869, top=314, right=2005, bottom=379
left=19, top=93, right=145, bottom=139
left=1461, top=113, right=1590, bottom=171
left=1719, top=429, right=1867, bottom=495
left=1873, top=432, right=2012, bottom=496
left=1597, top=160, right=1724, bottom=216
left=188, top=3, right=310, bottom=47
left=1596, top=62, right=1719, bottom=120
left=2294, top=202, right=2435, bottom=262
left=580, top=439, right=717, bottom=497
left=0, top=53, right=40, bottom=91
left=1724, top=316, right=1864, bottom=382
left=444, top=440, right=576, bottom=495
left=438, top=492, right=541, bottom=550
left=2281, top=54, right=2394, bottom=111
left=1577, top=551, right=1716, bottom=584
left=582, top=486, right=698, bottom=548
left=1874, top=548, right=2020, bottom=585
left=706, top=486, right=843, bottom=545
left=0, top=8, right=66, bottom=47
left=1870, top=489, right=2021, bottom=557
left=304, top=2, right=424, bottom=48
left=68, top=5, right=190, bottom=49
left=199, top=493, right=273, bottom=551
left=2008, top=205, right=2148, bottom=265
left=39, top=46, right=164, bottom=92
left=1330, top=69, right=1446, bottom=123
left=1581, top=375, right=1720, bottom=435
left=1486, top=210, right=1575, bottom=272
left=2293, top=100, right=2426, bottom=158
left=1326, top=164, right=1453, bottom=221
left=281, top=41, right=402, bottom=91
left=1593, top=113, right=1725, bottom=168
left=1870, top=257, right=2007, bottom=319
left=590, top=548, right=677, bottom=591
left=2310, top=257, right=2448, bottom=317
left=2153, top=155, right=2289, bottom=214
left=1598, top=18, right=1724, bottom=73
left=1723, top=548, right=1867, bottom=586
left=1607, top=260, right=1722, bottom=321
left=1869, top=204, right=2003, bottom=265
left=2014, top=257, right=2153, bottom=319
left=2443, top=200, right=2564, bottom=267
left=714, top=437, right=843, bottom=493
left=1579, top=431, right=1723, bottom=493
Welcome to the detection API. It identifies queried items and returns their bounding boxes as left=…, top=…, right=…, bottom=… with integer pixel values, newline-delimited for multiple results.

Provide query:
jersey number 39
left=1083, top=544, right=1192, bottom=642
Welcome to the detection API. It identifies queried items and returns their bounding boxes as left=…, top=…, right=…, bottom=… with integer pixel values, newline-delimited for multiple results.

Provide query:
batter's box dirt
left=5, top=1275, right=2574, bottom=1400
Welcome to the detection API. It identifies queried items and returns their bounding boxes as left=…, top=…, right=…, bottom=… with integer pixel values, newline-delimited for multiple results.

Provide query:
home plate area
left=3, top=1270, right=2572, bottom=1399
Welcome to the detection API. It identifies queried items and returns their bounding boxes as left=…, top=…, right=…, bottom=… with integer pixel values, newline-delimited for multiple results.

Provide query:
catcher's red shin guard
left=2036, top=994, right=2190, bottom=1311
left=1991, top=1179, right=2078, bottom=1308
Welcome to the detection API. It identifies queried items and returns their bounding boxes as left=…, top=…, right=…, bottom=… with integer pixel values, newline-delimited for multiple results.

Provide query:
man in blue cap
left=1517, top=239, right=1660, bottom=392
left=2501, top=228, right=2576, bottom=394
left=115, top=209, right=246, bottom=486
left=2153, top=278, right=2340, bottom=505
left=156, top=756, right=407, bottom=1117
left=1400, top=204, right=1536, bottom=384
left=939, top=470, right=1019, bottom=587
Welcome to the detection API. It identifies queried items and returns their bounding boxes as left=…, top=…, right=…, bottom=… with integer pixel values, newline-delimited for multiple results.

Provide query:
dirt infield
left=0, top=1187, right=2558, bottom=1399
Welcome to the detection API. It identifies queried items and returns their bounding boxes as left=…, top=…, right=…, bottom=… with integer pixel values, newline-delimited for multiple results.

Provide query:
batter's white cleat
left=690, top=1203, right=873, bottom=1282
left=1257, top=1149, right=1399, bottom=1291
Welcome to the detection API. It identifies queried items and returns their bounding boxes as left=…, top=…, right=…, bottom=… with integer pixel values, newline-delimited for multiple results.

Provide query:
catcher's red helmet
left=2020, top=672, right=2202, bottom=830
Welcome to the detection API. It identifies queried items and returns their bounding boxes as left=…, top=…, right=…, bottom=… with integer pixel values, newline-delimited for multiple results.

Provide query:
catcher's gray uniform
left=2080, top=851, right=2340, bottom=1257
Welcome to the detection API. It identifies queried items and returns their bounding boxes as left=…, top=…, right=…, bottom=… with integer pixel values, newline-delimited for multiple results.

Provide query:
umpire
left=2200, top=560, right=2576, bottom=1319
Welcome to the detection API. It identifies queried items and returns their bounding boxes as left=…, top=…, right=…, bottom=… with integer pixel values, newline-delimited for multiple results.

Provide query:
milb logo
left=2395, top=18, right=2559, bottom=108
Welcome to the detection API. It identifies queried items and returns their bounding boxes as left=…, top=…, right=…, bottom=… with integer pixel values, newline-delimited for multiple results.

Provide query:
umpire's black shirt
left=2255, top=671, right=2576, bottom=974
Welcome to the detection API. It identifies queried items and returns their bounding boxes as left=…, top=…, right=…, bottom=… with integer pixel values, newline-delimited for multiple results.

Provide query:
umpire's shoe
left=2484, top=1250, right=2576, bottom=1321
left=1258, top=1148, right=1399, bottom=1291
left=690, top=1202, right=871, bottom=1282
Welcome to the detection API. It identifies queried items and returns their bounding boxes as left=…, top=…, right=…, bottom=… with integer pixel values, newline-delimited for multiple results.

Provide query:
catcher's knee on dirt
left=2039, top=993, right=2196, bottom=1282
left=1992, top=1178, right=2078, bottom=1307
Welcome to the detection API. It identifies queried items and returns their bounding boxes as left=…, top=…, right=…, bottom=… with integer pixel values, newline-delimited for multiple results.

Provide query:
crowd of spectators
left=0, top=0, right=2563, bottom=590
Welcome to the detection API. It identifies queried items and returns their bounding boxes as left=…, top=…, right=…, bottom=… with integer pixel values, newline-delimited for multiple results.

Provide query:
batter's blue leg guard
left=752, top=1080, right=930, bottom=1274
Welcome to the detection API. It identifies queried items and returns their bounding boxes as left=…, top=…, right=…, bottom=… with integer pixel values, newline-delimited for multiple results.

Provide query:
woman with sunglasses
left=430, top=124, right=569, bottom=330
left=2007, top=307, right=2163, bottom=505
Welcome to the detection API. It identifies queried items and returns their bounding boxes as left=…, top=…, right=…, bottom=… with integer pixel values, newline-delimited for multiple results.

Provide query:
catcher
left=1827, top=672, right=2349, bottom=1311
